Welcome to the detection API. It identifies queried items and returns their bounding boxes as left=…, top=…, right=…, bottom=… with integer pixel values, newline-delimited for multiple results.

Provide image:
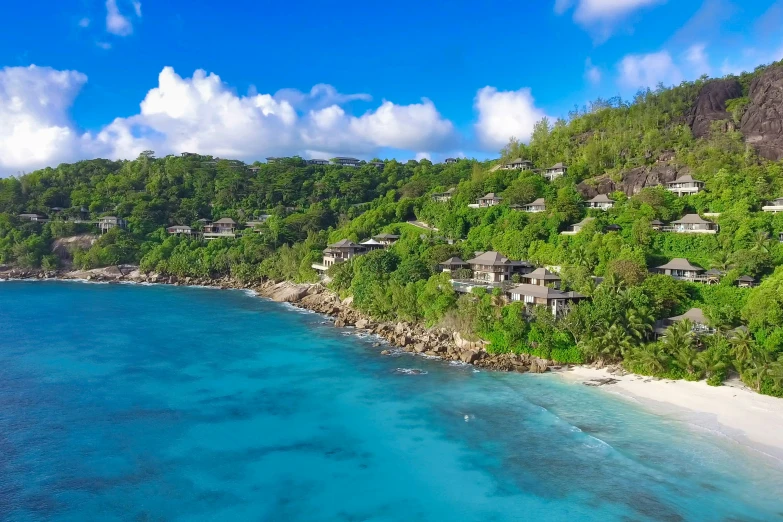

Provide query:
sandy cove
left=559, top=366, right=783, bottom=464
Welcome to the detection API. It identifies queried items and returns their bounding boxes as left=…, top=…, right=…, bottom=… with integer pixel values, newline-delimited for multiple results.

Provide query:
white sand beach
left=558, top=367, right=783, bottom=464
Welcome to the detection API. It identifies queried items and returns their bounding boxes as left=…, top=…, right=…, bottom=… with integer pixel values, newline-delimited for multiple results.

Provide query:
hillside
left=3, top=61, right=783, bottom=397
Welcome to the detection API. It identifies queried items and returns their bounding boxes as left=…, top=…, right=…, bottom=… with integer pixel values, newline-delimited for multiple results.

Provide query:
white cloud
left=0, top=66, right=87, bottom=173
left=106, top=0, right=134, bottom=36
left=131, top=0, right=142, bottom=17
left=0, top=66, right=458, bottom=174
left=414, top=152, right=431, bottom=162
left=556, top=0, right=665, bottom=40
left=273, top=83, right=372, bottom=110
left=585, top=58, right=602, bottom=85
left=473, top=86, right=547, bottom=151
left=96, top=42, right=112, bottom=50
left=684, top=44, right=711, bottom=77
left=78, top=18, right=90, bottom=28
left=618, top=50, right=682, bottom=89
left=720, top=44, right=783, bottom=76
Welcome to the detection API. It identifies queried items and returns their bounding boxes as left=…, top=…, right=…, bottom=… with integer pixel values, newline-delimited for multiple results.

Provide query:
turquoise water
left=1, top=282, right=782, bottom=521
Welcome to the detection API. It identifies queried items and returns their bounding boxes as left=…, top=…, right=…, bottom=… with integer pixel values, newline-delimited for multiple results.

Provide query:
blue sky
left=1, top=0, right=782, bottom=174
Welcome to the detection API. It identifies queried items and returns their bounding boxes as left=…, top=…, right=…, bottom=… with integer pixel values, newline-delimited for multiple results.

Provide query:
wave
left=394, top=368, right=428, bottom=375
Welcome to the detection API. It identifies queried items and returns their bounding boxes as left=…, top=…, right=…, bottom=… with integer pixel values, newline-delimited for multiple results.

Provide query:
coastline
left=557, top=366, right=783, bottom=464
left=4, top=265, right=783, bottom=465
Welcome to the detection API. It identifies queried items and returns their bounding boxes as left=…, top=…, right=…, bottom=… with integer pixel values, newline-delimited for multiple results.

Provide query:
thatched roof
left=669, top=308, right=708, bottom=324
left=670, top=214, right=712, bottom=225
left=656, top=258, right=704, bottom=271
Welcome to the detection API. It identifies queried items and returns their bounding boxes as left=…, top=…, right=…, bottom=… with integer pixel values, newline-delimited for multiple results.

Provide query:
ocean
left=1, top=281, right=781, bottom=521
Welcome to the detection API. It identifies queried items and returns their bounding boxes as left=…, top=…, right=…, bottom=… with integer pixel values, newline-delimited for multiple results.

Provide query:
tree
left=607, top=259, right=648, bottom=286
left=729, top=328, right=755, bottom=372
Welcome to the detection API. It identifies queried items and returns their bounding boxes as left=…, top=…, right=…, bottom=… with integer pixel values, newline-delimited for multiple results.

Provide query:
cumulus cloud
left=131, top=0, right=142, bottom=17
left=273, top=84, right=372, bottom=111
left=618, top=50, right=682, bottom=89
left=473, top=86, right=547, bottom=151
left=685, top=44, right=711, bottom=77
left=78, top=18, right=90, bottom=28
left=556, top=0, right=665, bottom=40
left=106, top=0, right=136, bottom=36
left=0, top=65, right=458, bottom=174
left=0, top=66, right=87, bottom=173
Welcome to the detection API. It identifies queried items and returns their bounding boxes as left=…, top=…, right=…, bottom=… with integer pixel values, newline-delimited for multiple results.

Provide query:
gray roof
left=656, top=258, right=704, bottom=271
left=440, top=257, right=467, bottom=266
left=480, top=193, right=500, bottom=199
left=736, top=275, right=755, bottom=282
left=669, top=308, right=708, bottom=325
left=214, top=218, right=236, bottom=225
left=467, top=251, right=511, bottom=266
left=525, top=198, right=546, bottom=206
left=670, top=213, right=712, bottom=225
left=373, top=233, right=400, bottom=240
left=525, top=268, right=561, bottom=280
left=703, top=269, right=723, bottom=276
left=508, top=158, right=532, bottom=165
left=588, top=194, right=614, bottom=203
left=650, top=219, right=665, bottom=225
left=328, top=239, right=361, bottom=248
left=548, top=162, right=566, bottom=169
left=669, top=174, right=702, bottom=183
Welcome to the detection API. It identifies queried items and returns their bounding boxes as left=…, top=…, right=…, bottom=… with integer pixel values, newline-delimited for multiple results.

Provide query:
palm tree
left=710, top=249, right=732, bottom=271
left=632, top=343, right=670, bottom=375
left=745, top=349, right=774, bottom=392
left=750, top=230, right=771, bottom=253
left=600, top=272, right=625, bottom=296
left=768, top=358, right=783, bottom=392
left=729, top=328, right=755, bottom=372
left=625, top=306, right=654, bottom=342
left=674, top=344, right=700, bottom=377
left=695, top=348, right=728, bottom=382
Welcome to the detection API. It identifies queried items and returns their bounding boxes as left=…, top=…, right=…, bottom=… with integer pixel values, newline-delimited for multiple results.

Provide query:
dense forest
left=3, top=61, right=783, bottom=397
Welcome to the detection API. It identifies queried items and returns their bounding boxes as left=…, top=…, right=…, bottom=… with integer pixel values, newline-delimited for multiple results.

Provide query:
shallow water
left=1, top=281, right=782, bottom=521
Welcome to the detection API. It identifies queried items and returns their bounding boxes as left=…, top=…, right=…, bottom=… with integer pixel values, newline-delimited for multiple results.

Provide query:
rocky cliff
left=578, top=153, right=691, bottom=198
left=741, top=65, right=783, bottom=160
left=687, top=78, right=742, bottom=139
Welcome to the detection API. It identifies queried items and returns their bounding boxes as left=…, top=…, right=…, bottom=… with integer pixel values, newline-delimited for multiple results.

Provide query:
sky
left=1, top=0, right=782, bottom=176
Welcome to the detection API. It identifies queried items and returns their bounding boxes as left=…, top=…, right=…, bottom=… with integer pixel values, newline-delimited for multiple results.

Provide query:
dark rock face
left=741, top=66, right=783, bottom=160
left=577, top=158, right=691, bottom=198
left=687, top=78, right=742, bottom=139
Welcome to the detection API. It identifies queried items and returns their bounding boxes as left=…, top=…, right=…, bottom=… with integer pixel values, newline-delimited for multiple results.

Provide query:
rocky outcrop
left=687, top=78, right=742, bottom=139
left=741, top=65, right=783, bottom=160
left=50, top=234, right=99, bottom=264
left=578, top=156, right=691, bottom=198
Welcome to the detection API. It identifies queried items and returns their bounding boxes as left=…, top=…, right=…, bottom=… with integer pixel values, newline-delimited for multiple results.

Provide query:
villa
left=373, top=233, right=400, bottom=246
left=520, top=198, right=546, bottom=213
left=370, top=161, right=385, bottom=170
left=502, top=158, right=533, bottom=171
left=762, top=197, right=783, bottom=213
left=508, top=284, right=587, bottom=317
left=477, top=193, right=502, bottom=207
left=444, top=158, right=458, bottom=164
left=654, top=308, right=714, bottom=337
left=97, top=216, right=127, bottom=234
left=166, top=225, right=195, bottom=236
left=665, top=214, right=718, bottom=234
left=312, top=239, right=365, bottom=272
left=306, top=159, right=329, bottom=166
left=18, top=213, right=48, bottom=222
left=203, top=218, right=237, bottom=239
left=360, top=238, right=384, bottom=251
left=439, top=257, right=468, bottom=273
left=654, top=258, right=705, bottom=282
left=463, top=251, right=533, bottom=283
left=332, top=157, right=362, bottom=167
left=650, top=219, right=665, bottom=231
left=666, top=175, right=704, bottom=197
left=248, top=166, right=261, bottom=173
left=543, top=163, right=567, bottom=181
left=561, top=217, right=594, bottom=235
left=432, top=188, right=456, bottom=203
left=521, top=268, right=561, bottom=289
left=586, top=194, right=614, bottom=210
left=736, top=275, right=756, bottom=288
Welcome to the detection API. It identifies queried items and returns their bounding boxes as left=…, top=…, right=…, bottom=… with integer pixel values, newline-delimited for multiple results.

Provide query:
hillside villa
left=360, top=238, right=384, bottom=251
left=432, top=188, right=456, bottom=202
left=97, top=216, right=127, bottom=234
left=586, top=194, right=614, bottom=210
left=444, top=158, right=458, bottom=164
left=543, top=163, right=567, bottom=181
left=519, top=198, right=546, bottom=213
left=18, top=213, right=48, bottom=222
left=509, top=284, right=587, bottom=317
left=439, top=257, right=468, bottom=273
left=475, top=193, right=502, bottom=208
left=666, top=175, right=704, bottom=196
left=762, top=197, right=783, bottom=213
left=373, top=233, right=400, bottom=246
left=461, top=251, right=533, bottom=283
left=166, top=225, right=196, bottom=236
left=654, top=258, right=705, bottom=282
left=501, top=158, right=533, bottom=171
left=521, top=268, right=561, bottom=289
left=561, top=217, right=594, bottom=235
left=332, top=157, right=362, bottom=167
left=654, top=308, right=714, bottom=337
left=203, top=218, right=237, bottom=239
left=312, top=239, right=365, bottom=272
left=665, top=214, right=718, bottom=234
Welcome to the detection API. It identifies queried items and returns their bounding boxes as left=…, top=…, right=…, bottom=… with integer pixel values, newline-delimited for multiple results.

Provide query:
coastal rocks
left=528, top=358, right=550, bottom=374
left=257, top=281, right=315, bottom=303
left=583, top=378, right=620, bottom=387
left=577, top=158, right=690, bottom=198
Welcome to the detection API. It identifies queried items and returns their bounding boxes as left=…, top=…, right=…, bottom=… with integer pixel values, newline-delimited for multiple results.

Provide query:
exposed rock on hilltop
left=687, top=78, right=742, bottom=139
left=741, top=65, right=783, bottom=160
left=577, top=154, right=691, bottom=198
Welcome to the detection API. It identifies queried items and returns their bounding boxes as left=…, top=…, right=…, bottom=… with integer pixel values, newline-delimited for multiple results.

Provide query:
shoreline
left=4, top=265, right=783, bottom=464
left=557, top=366, right=783, bottom=465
